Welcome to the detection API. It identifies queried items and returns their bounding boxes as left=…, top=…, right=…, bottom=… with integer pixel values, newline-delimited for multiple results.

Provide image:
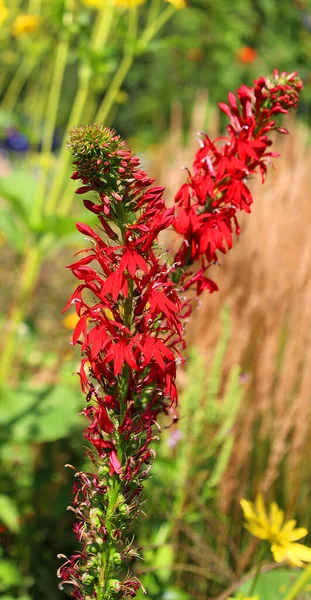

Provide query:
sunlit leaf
left=0, top=495, right=20, bottom=533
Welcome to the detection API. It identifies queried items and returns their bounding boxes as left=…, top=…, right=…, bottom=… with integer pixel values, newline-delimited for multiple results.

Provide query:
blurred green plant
left=135, top=308, right=243, bottom=598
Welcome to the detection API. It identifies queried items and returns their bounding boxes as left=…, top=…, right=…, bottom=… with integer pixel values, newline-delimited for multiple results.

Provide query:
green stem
left=284, top=565, right=311, bottom=600
left=44, top=66, right=92, bottom=216
left=140, top=4, right=175, bottom=47
left=31, top=36, right=69, bottom=227
left=0, top=246, right=42, bottom=385
left=248, top=555, right=262, bottom=596
left=146, top=0, right=162, bottom=29
left=1, top=57, right=37, bottom=111
left=45, top=5, right=115, bottom=216
left=94, top=3, right=138, bottom=126
left=94, top=54, right=133, bottom=131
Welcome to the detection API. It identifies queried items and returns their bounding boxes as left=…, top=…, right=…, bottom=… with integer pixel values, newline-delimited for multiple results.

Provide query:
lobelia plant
left=57, top=71, right=302, bottom=599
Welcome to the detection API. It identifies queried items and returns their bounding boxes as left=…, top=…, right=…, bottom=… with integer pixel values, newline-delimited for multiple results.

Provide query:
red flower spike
left=59, top=74, right=302, bottom=599
left=173, top=71, right=302, bottom=292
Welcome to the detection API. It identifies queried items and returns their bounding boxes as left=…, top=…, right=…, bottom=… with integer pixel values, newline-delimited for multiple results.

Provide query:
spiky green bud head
left=67, top=124, right=140, bottom=195
left=68, top=124, right=127, bottom=164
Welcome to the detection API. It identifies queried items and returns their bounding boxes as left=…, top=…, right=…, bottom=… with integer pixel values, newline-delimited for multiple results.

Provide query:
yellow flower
left=63, top=312, right=80, bottom=330
left=165, top=0, right=186, bottom=9
left=0, top=0, right=8, bottom=26
left=229, top=596, right=258, bottom=600
left=12, top=14, right=40, bottom=38
left=82, top=0, right=103, bottom=8
left=241, top=495, right=311, bottom=567
left=113, top=0, right=145, bottom=6
left=82, top=0, right=145, bottom=7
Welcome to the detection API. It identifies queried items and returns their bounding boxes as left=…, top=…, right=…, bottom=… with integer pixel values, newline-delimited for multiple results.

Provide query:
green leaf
left=0, top=560, right=22, bottom=592
left=162, top=588, right=191, bottom=600
left=0, top=495, right=20, bottom=533
left=0, top=596, right=31, bottom=600
left=0, top=384, right=82, bottom=443
left=237, top=568, right=304, bottom=599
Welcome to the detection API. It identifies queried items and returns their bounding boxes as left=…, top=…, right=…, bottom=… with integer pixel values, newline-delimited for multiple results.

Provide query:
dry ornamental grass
left=150, top=98, right=311, bottom=577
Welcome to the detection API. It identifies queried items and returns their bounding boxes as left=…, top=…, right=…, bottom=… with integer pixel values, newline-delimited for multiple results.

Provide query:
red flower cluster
left=59, top=126, right=184, bottom=599
left=173, top=70, right=303, bottom=295
left=58, top=71, right=302, bottom=600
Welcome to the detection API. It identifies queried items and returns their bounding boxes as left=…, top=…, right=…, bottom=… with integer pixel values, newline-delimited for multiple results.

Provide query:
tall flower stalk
left=58, top=71, right=302, bottom=599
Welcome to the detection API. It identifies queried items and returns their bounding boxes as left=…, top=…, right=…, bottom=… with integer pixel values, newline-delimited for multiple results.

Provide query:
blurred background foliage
left=1, top=0, right=311, bottom=599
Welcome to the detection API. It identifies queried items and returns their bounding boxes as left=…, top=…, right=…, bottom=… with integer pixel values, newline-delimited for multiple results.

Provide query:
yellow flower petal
left=83, top=0, right=103, bottom=7
left=271, top=543, right=286, bottom=563
left=279, top=519, right=297, bottom=538
left=114, top=0, right=145, bottom=6
left=63, top=312, right=80, bottom=330
left=286, top=543, right=311, bottom=566
left=269, top=502, right=284, bottom=534
left=244, top=523, right=269, bottom=540
left=12, top=14, right=40, bottom=38
left=0, top=1, right=8, bottom=26
left=240, top=499, right=257, bottom=522
left=165, top=0, right=186, bottom=8
left=287, top=527, right=308, bottom=542
left=256, top=494, right=269, bottom=525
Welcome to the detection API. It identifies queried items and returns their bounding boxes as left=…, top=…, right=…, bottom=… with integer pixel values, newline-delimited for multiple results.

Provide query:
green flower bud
left=98, top=465, right=110, bottom=478
left=109, top=578, right=120, bottom=590
left=111, top=551, right=122, bottom=566
left=86, top=542, right=100, bottom=554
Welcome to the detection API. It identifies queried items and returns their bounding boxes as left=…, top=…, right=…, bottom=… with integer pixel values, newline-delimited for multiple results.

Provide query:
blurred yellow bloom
left=229, top=596, right=258, bottom=600
left=82, top=0, right=145, bottom=7
left=114, top=0, right=145, bottom=6
left=241, top=494, right=311, bottom=567
left=0, top=0, right=8, bottom=25
left=165, top=0, right=186, bottom=9
left=82, top=0, right=103, bottom=8
left=63, top=313, right=80, bottom=330
left=12, top=14, right=40, bottom=38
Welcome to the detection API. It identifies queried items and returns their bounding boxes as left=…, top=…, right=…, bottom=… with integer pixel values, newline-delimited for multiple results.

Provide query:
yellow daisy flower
left=12, top=14, right=40, bottom=38
left=165, top=0, right=186, bottom=9
left=241, top=494, right=311, bottom=567
left=0, top=0, right=8, bottom=26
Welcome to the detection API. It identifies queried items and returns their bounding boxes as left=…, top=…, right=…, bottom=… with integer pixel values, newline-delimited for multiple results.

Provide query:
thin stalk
left=1, top=57, right=37, bottom=111
left=31, top=36, right=69, bottom=227
left=140, top=4, right=175, bottom=47
left=97, top=196, right=133, bottom=597
left=97, top=55, right=133, bottom=132
left=0, top=246, right=41, bottom=385
left=44, top=69, right=91, bottom=215
left=284, top=565, right=311, bottom=600
left=248, top=559, right=262, bottom=596
left=45, top=5, right=115, bottom=216
left=146, top=0, right=162, bottom=29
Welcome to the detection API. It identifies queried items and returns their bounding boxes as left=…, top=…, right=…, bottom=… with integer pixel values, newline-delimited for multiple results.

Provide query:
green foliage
left=116, top=0, right=311, bottom=142
left=0, top=384, right=82, bottom=444
left=0, top=495, right=20, bottom=533
left=136, top=308, right=243, bottom=598
left=235, top=568, right=311, bottom=599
